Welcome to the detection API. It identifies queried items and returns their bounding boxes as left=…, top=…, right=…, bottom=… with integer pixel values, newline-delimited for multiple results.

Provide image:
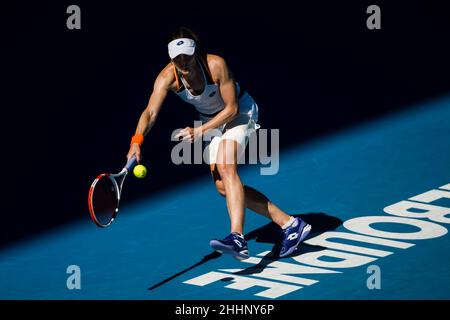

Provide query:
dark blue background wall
left=2, top=0, right=450, bottom=246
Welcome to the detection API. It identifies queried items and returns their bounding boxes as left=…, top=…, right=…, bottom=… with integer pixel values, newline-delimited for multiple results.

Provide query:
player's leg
left=243, top=186, right=311, bottom=256
left=208, top=115, right=311, bottom=258
left=216, top=139, right=245, bottom=234
left=209, top=138, right=249, bottom=260
left=212, top=166, right=289, bottom=227
left=213, top=173, right=310, bottom=256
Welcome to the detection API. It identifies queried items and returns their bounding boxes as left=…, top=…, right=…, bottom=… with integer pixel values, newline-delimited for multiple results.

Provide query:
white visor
left=168, top=38, right=196, bottom=59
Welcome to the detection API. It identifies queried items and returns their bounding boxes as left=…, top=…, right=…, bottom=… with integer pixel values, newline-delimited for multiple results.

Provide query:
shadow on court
left=234, top=213, right=343, bottom=276
left=148, top=212, right=342, bottom=290
left=245, top=212, right=342, bottom=245
left=148, top=251, right=223, bottom=291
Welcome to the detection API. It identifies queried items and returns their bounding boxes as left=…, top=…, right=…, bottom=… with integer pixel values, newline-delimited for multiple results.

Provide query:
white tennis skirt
left=201, top=94, right=260, bottom=165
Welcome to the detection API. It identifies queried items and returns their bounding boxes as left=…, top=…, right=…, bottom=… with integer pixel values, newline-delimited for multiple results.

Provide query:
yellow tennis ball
left=133, top=164, right=147, bottom=179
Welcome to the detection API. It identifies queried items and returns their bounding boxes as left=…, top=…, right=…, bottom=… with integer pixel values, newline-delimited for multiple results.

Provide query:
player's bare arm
left=127, top=66, right=174, bottom=162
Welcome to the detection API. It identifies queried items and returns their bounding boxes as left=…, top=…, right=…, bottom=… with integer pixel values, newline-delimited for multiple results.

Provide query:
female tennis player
left=126, top=27, right=311, bottom=259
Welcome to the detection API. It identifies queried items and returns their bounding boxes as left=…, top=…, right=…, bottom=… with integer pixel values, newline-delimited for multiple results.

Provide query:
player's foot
left=279, top=218, right=312, bottom=258
left=210, top=232, right=249, bottom=260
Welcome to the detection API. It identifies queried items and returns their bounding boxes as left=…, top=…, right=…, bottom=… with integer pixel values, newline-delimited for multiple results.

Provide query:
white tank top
left=174, top=58, right=258, bottom=121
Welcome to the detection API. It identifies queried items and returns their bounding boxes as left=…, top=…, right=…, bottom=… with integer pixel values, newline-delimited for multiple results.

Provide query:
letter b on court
left=66, top=265, right=81, bottom=290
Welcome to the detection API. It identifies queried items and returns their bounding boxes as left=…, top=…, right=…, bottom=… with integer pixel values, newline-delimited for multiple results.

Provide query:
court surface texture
left=1, top=94, right=450, bottom=300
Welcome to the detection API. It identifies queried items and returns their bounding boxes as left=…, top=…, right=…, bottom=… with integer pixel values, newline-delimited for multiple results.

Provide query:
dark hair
left=168, top=27, right=206, bottom=60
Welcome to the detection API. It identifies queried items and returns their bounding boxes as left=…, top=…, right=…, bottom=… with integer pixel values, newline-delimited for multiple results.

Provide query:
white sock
left=282, top=216, right=298, bottom=229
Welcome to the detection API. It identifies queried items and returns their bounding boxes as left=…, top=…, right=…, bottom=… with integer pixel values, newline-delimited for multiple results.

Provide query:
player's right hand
left=127, top=143, right=142, bottom=163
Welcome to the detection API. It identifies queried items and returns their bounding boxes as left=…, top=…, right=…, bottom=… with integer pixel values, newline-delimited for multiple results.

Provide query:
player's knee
left=216, top=163, right=236, bottom=180
left=215, top=180, right=226, bottom=197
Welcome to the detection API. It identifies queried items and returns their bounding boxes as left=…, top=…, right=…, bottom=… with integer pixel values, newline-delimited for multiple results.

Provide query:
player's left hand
left=175, top=126, right=203, bottom=143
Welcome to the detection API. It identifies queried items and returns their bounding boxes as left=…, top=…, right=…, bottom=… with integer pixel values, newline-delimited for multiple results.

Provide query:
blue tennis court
left=1, top=94, right=450, bottom=300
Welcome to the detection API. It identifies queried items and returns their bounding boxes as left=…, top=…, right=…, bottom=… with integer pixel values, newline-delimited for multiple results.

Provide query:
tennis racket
left=88, top=155, right=137, bottom=228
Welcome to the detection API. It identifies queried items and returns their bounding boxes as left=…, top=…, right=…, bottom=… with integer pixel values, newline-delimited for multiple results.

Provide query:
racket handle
left=125, top=155, right=137, bottom=172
